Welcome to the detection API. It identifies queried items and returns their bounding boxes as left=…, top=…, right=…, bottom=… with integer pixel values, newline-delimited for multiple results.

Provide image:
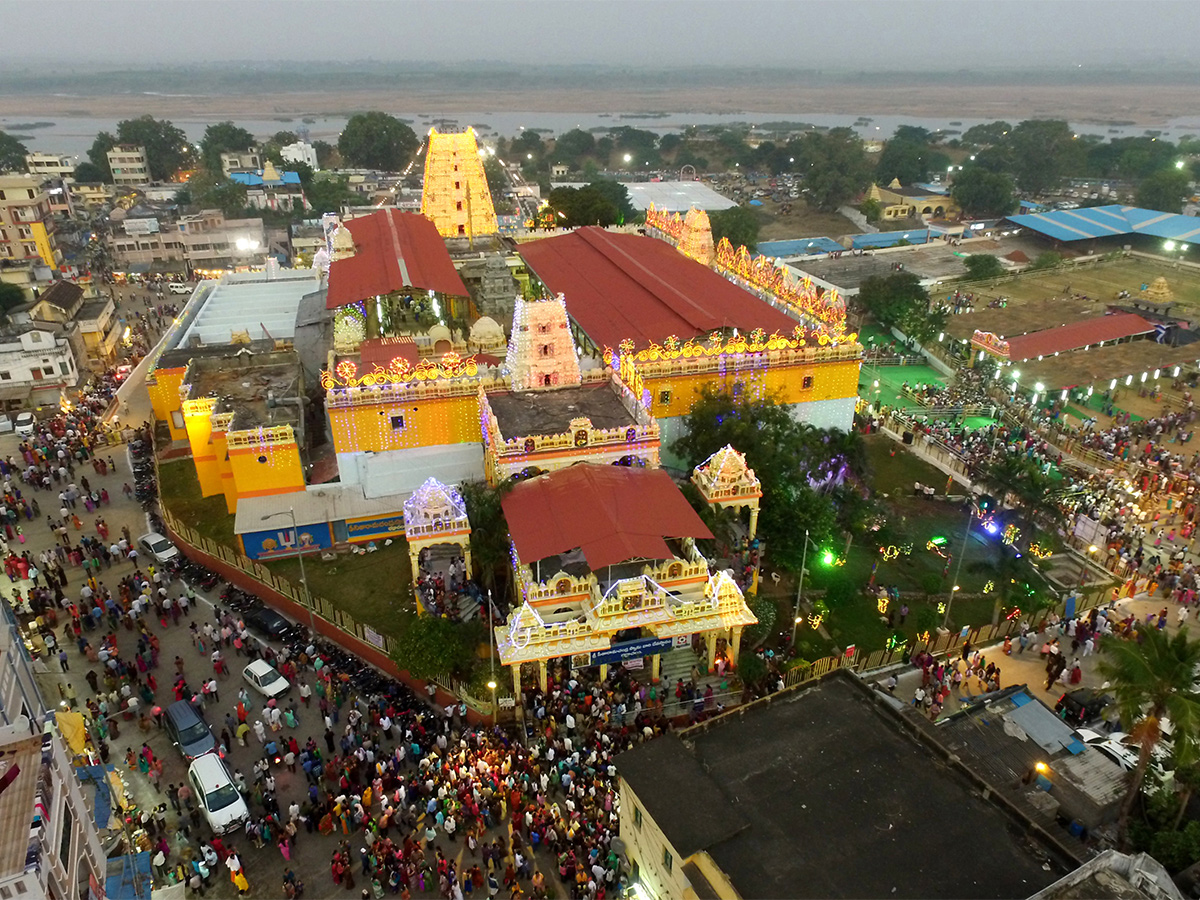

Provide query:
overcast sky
left=8, top=0, right=1198, bottom=68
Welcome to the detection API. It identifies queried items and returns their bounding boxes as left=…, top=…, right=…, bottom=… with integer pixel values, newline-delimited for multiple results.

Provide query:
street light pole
left=486, top=589, right=497, bottom=727
left=260, top=508, right=317, bottom=636
left=944, top=507, right=974, bottom=629
left=790, top=530, right=810, bottom=647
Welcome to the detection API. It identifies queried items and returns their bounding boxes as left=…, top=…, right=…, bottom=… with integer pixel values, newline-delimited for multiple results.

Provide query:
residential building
left=228, top=161, right=308, bottom=212
left=105, top=145, right=149, bottom=187
left=615, top=671, right=1076, bottom=900
left=67, top=182, right=113, bottom=209
left=220, top=149, right=262, bottom=177
left=18, top=281, right=120, bottom=372
left=41, top=179, right=72, bottom=217
left=0, top=175, right=60, bottom=267
left=280, top=141, right=319, bottom=170
left=0, top=604, right=105, bottom=900
left=23, top=153, right=76, bottom=180
left=289, top=222, right=325, bottom=265
left=0, top=324, right=82, bottom=407
left=109, top=209, right=268, bottom=277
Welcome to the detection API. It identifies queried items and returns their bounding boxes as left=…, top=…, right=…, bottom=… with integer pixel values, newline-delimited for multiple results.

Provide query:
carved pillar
left=730, top=625, right=743, bottom=668
left=537, top=658, right=548, bottom=693
left=650, top=653, right=661, bottom=683
left=706, top=629, right=718, bottom=673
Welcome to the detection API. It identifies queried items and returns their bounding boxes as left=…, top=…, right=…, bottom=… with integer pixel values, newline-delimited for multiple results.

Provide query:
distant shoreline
left=0, top=83, right=1192, bottom=128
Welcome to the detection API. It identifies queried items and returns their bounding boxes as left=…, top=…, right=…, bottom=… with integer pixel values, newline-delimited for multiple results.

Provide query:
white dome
left=470, top=316, right=503, bottom=340
left=428, top=324, right=453, bottom=344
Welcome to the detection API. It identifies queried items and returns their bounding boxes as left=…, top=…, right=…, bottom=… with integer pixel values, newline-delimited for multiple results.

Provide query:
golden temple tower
left=420, top=128, right=498, bottom=241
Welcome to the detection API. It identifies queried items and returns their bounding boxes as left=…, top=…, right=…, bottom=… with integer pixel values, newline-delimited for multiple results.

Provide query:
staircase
left=655, top=646, right=732, bottom=713
left=416, top=544, right=481, bottom=621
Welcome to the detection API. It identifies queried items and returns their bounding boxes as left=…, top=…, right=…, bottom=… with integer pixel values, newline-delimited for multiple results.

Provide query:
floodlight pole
left=260, top=508, right=317, bottom=636
left=790, top=530, right=810, bottom=648
left=944, top=507, right=974, bottom=629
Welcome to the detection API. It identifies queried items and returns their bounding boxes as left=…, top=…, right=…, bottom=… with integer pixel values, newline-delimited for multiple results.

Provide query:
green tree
left=1007, top=119, right=1084, bottom=196
left=0, top=282, right=26, bottom=318
left=1099, top=625, right=1200, bottom=848
left=893, top=125, right=933, bottom=145
left=338, top=112, right=419, bottom=171
left=116, top=115, right=192, bottom=180
left=857, top=272, right=943, bottom=345
left=585, top=180, right=635, bottom=224
left=72, top=161, right=106, bottom=183
left=459, top=479, right=513, bottom=599
left=0, top=131, right=28, bottom=173
left=204, top=182, right=248, bottom=218
left=546, top=185, right=619, bottom=227
left=961, top=121, right=1012, bottom=148
left=304, top=175, right=356, bottom=215
left=312, top=140, right=336, bottom=168
left=859, top=198, right=882, bottom=223
left=962, top=254, right=1005, bottom=280
left=795, top=128, right=872, bottom=211
left=951, top=167, right=1017, bottom=217
left=709, top=206, right=761, bottom=252
left=1028, top=251, right=1063, bottom=271
left=551, top=128, right=596, bottom=168
left=390, top=615, right=481, bottom=680
left=87, top=132, right=118, bottom=182
left=272, top=130, right=299, bottom=146
left=200, top=121, right=255, bottom=174
left=875, top=139, right=935, bottom=185
left=1137, top=169, right=1191, bottom=214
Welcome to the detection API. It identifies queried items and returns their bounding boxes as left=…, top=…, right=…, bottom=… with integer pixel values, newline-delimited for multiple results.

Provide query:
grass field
left=158, top=461, right=237, bottom=547
left=972, top=257, right=1200, bottom=314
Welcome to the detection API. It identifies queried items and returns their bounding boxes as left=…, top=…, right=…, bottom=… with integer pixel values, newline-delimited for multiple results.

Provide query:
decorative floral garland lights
left=645, top=204, right=851, bottom=341
left=320, top=351, right=480, bottom=390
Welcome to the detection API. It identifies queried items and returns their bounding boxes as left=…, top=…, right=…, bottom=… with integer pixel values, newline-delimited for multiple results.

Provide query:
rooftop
left=518, top=226, right=796, bottom=349
left=503, top=465, right=712, bottom=573
left=550, top=181, right=737, bottom=213
left=487, top=382, right=636, bottom=439
left=178, top=270, right=320, bottom=348
left=1008, top=205, right=1200, bottom=244
left=944, top=298, right=1116, bottom=343
left=186, top=353, right=302, bottom=432
left=326, top=209, right=468, bottom=309
left=37, top=280, right=82, bottom=312
left=993, top=312, right=1154, bottom=361
left=617, top=672, right=1073, bottom=900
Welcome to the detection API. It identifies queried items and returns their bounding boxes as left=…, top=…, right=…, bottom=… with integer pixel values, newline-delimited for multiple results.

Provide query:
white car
left=13, top=412, right=36, bottom=437
left=1076, top=728, right=1170, bottom=772
left=167, top=282, right=192, bottom=295
left=242, top=659, right=290, bottom=699
left=187, top=754, right=248, bottom=835
left=138, top=532, right=179, bottom=564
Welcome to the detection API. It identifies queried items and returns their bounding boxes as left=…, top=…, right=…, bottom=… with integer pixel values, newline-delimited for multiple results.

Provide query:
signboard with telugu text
left=590, top=636, right=675, bottom=667
left=346, top=514, right=406, bottom=541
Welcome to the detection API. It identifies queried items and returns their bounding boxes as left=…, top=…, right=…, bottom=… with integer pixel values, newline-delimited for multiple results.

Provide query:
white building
left=220, top=149, right=262, bottom=177
left=280, top=141, right=319, bottom=170
left=23, top=153, right=76, bottom=180
left=0, top=326, right=81, bottom=407
left=106, top=145, right=149, bottom=187
left=0, top=607, right=105, bottom=900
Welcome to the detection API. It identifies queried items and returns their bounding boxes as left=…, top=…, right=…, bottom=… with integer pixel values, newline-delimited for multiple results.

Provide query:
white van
left=187, top=754, right=248, bottom=835
left=167, top=282, right=192, bottom=295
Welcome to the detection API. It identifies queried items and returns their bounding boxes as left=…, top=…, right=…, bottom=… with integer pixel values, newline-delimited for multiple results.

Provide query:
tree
left=893, top=125, right=933, bottom=145
left=794, top=128, right=872, bottom=211
left=1099, top=626, right=1200, bottom=848
left=585, top=180, right=635, bottom=224
left=876, top=140, right=936, bottom=186
left=951, top=167, right=1017, bottom=217
left=1007, top=119, right=1084, bottom=196
left=200, top=121, right=255, bottom=174
left=271, top=130, right=299, bottom=146
left=546, top=185, right=619, bottom=227
left=961, top=121, right=1012, bottom=148
left=116, top=115, right=192, bottom=180
left=459, top=479, right=513, bottom=598
left=1028, top=251, right=1063, bottom=271
left=859, top=198, right=882, bottom=223
left=962, top=254, right=1005, bottom=281
left=1137, top=169, right=1191, bottom=214
left=337, top=112, right=419, bottom=171
left=857, top=272, right=944, bottom=345
left=0, top=131, right=28, bottom=173
left=72, top=161, right=106, bottom=183
left=0, top=282, right=26, bottom=318
left=389, top=615, right=481, bottom=681
left=304, top=175, right=356, bottom=215
left=709, top=206, right=761, bottom=252
left=87, top=132, right=117, bottom=182
left=312, top=140, right=337, bottom=168
left=551, top=129, right=596, bottom=168
left=203, top=182, right=248, bottom=218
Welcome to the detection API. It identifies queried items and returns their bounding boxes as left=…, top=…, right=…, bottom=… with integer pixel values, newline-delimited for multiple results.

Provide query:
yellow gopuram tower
left=420, top=128, right=498, bottom=240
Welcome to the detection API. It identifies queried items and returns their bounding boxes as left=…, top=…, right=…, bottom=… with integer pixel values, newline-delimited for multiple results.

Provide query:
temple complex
left=419, top=128, right=498, bottom=241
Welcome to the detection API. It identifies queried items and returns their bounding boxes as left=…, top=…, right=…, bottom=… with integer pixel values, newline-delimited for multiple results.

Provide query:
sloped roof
left=517, top=227, right=796, bottom=350
left=1008, top=205, right=1200, bottom=243
left=1001, top=312, right=1154, bottom=361
left=502, top=465, right=713, bottom=571
left=326, top=209, right=468, bottom=309
left=38, top=280, right=83, bottom=311
left=229, top=170, right=302, bottom=187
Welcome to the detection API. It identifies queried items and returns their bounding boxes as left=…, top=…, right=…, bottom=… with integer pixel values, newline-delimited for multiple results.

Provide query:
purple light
left=983, top=522, right=1000, bottom=535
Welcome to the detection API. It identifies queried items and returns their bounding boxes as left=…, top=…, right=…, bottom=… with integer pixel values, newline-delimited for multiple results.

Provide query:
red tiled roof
left=502, top=465, right=713, bottom=571
left=1002, top=313, right=1154, bottom=361
left=326, top=210, right=468, bottom=309
left=517, top=227, right=797, bottom=349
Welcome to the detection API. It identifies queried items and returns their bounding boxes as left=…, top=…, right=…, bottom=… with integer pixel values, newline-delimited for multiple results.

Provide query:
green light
left=929, top=536, right=947, bottom=546
left=822, top=550, right=835, bottom=566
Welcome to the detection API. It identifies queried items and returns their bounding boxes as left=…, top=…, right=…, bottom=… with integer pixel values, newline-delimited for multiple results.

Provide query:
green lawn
left=864, top=434, right=949, bottom=495
left=860, top=363, right=945, bottom=410
left=157, top=460, right=237, bottom=547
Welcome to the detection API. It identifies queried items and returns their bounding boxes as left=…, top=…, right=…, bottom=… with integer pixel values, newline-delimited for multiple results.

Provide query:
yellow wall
left=148, top=367, right=188, bottom=441
left=328, top=393, right=481, bottom=454
left=182, top=399, right=222, bottom=497
left=644, top=358, right=861, bottom=420
left=228, top=441, right=305, bottom=512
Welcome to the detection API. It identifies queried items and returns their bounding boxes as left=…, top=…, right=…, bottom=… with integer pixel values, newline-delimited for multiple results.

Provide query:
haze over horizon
left=4, top=0, right=1198, bottom=71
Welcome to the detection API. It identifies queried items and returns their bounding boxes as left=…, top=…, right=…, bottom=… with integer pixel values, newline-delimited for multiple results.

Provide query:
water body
left=6, top=110, right=1198, bottom=158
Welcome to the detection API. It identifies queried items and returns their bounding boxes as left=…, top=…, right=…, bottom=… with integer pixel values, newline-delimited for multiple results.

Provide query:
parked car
left=1076, top=728, right=1172, bottom=773
left=242, top=659, right=290, bottom=699
left=14, top=412, right=36, bottom=436
left=1056, top=688, right=1111, bottom=725
left=187, top=754, right=249, bottom=835
left=138, top=532, right=179, bottom=564
left=167, top=282, right=192, bottom=295
left=164, top=700, right=216, bottom=761
left=245, top=607, right=293, bottom=640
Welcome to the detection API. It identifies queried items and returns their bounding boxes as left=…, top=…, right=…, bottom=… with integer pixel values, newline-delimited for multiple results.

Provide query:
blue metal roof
left=757, top=237, right=844, bottom=257
left=229, top=170, right=302, bottom=187
left=1008, top=205, right=1200, bottom=243
left=851, top=230, right=932, bottom=249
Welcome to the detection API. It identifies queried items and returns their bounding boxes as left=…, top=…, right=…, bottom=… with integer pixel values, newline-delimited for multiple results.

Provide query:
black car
left=245, top=608, right=293, bottom=640
left=1055, top=688, right=1111, bottom=725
